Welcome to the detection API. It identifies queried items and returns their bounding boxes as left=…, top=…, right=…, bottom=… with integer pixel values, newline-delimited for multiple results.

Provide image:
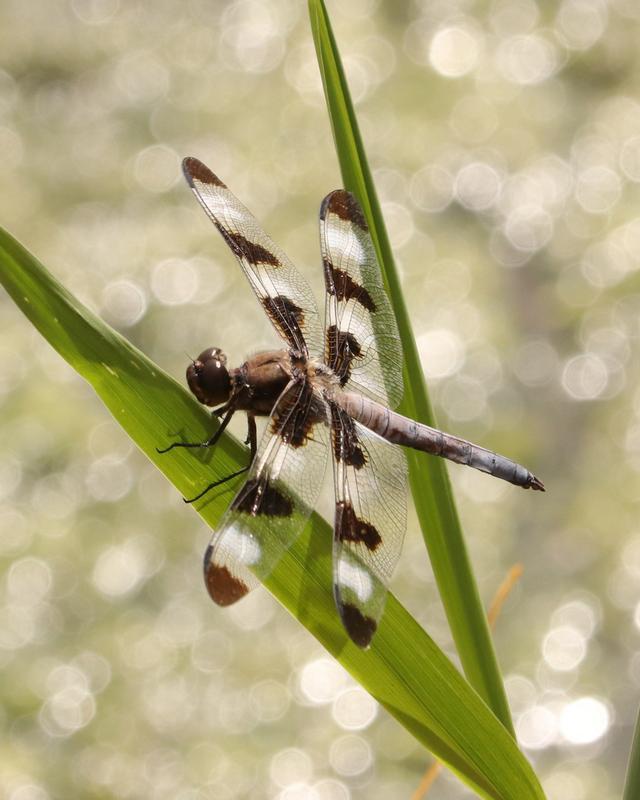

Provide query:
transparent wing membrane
left=328, top=401, right=407, bottom=647
left=203, top=380, right=329, bottom=606
left=184, top=157, right=323, bottom=357
left=320, top=190, right=404, bottom=409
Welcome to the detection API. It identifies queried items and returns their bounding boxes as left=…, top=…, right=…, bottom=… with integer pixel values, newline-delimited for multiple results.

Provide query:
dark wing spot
left=220, top=229, right=280, bottom=266
left=323, top=258, right=376, bottom=312
left=326, top=325, right=363, bottom=386
left=322, top=190, right=368, bottom=231
left=203, top=555, right=249, bottom=606
left=336, top=501, right=381, bottom=551
left=270, top=378, right=325, bottom=448
left=232, top=477, right=293, bottom=517
left=338, top=601, right=377, bottom=648
left=330, top=402, right=366, bottom=469
left=262, top=295, right=306, bottom=348
left=183, top=157, right=227, bottom=188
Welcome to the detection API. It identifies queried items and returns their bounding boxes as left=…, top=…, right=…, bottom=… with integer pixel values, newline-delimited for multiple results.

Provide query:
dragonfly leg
left=183, top=414, right=257, bottom=504
left=156, top=404, right=236, bottom=454
left=245, top=414, right=257, bottom=460
left=213, top=399, right=234, bottom=418
left=183, top=466, right=249, bottom=504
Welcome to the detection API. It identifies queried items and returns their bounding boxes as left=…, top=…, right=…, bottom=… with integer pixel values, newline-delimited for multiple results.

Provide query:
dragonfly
left=161, top=156, right=544, bottom=649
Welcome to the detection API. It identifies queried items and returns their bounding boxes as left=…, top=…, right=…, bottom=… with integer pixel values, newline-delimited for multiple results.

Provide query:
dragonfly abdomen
left=336, top=391, right=544, bottom=491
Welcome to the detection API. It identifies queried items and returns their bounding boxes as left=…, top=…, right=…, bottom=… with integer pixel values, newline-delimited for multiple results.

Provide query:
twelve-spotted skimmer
left=162, top=157, right=544, bottom=648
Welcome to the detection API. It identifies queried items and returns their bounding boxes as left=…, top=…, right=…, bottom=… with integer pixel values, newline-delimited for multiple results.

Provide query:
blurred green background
left=1, top=0, right=640, bottom=798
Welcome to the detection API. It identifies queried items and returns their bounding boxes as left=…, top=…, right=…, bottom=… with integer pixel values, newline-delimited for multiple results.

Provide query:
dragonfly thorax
left=187, top=347, right=231, bottom=407
left=308, top=357, right=340, bottom=390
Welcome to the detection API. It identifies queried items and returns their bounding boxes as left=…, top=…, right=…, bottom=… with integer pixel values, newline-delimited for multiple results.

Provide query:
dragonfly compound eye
left=187, top=348, right=231, bottom=407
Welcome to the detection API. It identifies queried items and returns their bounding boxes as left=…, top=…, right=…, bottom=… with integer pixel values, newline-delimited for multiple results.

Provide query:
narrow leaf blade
left=624, top=706, right=640, bottom=800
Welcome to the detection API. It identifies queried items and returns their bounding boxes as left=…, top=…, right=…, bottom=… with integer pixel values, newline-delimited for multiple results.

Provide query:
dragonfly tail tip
left=529, top=475, right=545, bottom=492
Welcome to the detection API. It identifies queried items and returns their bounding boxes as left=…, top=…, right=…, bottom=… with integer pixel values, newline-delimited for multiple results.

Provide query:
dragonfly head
left=187, top=347, right=231, bottom=407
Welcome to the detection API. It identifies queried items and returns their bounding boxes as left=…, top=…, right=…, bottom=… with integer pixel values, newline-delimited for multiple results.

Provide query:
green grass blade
left=0, top=225, right=545, bottom=799
left=623, top=706, right=640, bottom=800
left=309, top=0, right=514, bottom=733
